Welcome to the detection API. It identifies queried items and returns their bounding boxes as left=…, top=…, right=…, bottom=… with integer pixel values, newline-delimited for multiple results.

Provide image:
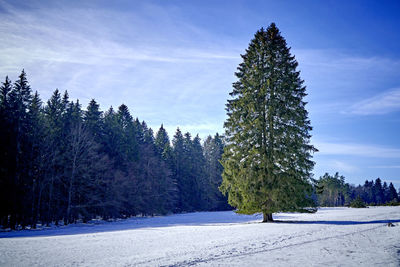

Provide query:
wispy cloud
left=368, top=165, right=400, bottom=169
left=293, top=49, right=400, bottom=119
left=0, top=1, right=238, bottom=70
left=314, top=141, right=400, bottom=158
left=0, top=0, right=240, bottom=135
left=330, top=160, right=359, bottom=173
left=348, top=88, right=400, bottom=115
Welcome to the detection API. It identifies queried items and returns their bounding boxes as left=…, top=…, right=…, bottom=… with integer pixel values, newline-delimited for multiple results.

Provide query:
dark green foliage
left=203, top=134, right=231, bottom=210
left=116, top=104, right=138, bottom=163
left=172, top=130, right=202, bottom=211
left=0, top=71, right=229, bottom=228
left=350, top=196, right=367, bottom=208
left=0, top=76, right=13, bottom=227
left=316, top=173, right=350, bottom=206
left=220, top=23, right=316, bottom=221
left=384, top=199, right=400, bottom=206
left=388, top=183, right=399, bottom=202
left=373, top=178, right=384, bottom=204
left=155, top=124, right=173, bottom=163
left=84, top=99, right=103, bottom=142
left=316, top=173, right=400, bottom=207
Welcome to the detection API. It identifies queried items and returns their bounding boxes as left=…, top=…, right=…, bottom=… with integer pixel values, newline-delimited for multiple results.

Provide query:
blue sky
left=1, top=0, right=399, bottom=189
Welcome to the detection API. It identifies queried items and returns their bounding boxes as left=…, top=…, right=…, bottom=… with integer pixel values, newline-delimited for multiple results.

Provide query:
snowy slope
left=1, top=207, right=399, bottom=266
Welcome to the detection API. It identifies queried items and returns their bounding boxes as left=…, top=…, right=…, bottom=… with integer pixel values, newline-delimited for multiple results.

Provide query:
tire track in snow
left=169, top=224, right=385, bottom=266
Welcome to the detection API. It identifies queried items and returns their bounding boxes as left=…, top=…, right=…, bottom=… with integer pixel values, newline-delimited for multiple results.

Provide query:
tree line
left=0, top=70, right=230, bottom=229
left=316, top=172, right=400, bottom=207
left=2, top=26, right=399, bottom=228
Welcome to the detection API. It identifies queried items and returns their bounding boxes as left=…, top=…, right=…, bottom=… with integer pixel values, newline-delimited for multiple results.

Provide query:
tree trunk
left=262, top=212, right=273, bottom=222
left=66, top=156, right=76, bottom=224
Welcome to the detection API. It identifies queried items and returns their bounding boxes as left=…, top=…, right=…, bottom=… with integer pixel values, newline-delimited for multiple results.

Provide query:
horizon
left=1, top=0, right=399, bottom=189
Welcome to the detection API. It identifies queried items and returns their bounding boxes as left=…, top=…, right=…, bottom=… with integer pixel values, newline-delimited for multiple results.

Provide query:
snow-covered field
left=1, top=207, right=399, bottom=266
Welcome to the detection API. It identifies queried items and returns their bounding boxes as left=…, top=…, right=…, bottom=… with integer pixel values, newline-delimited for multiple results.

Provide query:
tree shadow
left=0, top=211, right=262, bottom=239
left=273, top=219, right=400, bottom=225
left=1, top=211, right=399, bottom=239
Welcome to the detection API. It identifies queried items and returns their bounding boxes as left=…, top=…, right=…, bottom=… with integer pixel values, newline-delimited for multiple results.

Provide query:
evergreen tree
left=316, top=173, right=349, bottom=206
left=0, top=76, right=13, bottom=226
left=7, top=70, right=34, bottom=228
left=373, top=178, right=384, bottom=204
left=155, top=124, right=171, bottom=160
left=114, top=105, right=141, bottom=215
left=362, top=180, right=374, bottom=204
left=102, top=107, right=120, bottom=162
left=191, top=134, right=207, bottom=210
left=84, top=99, right=103, bottom=142
left=116, top=104, right=138, bottom=164
left=137, top=122, right=175, bottom=215
left=203, top=134, right=231, bottom=210
left=27, top=91, right=46, bottom=228
left=220, top=23, right=317, bottom=222
left=172, top=128, right=188, bottom=211
left=0, top=76, right=12, bottom=109
left=141, top=121, right=154, bottom=145
left=388, top=182, right=398, bottom=202
left=0, top=71, right=242, bottom=228
left=43, top=89, right=67, bottom=225
left=382, top=181, right=389, bottom=203
left=101, top=106, right=127, bottom=217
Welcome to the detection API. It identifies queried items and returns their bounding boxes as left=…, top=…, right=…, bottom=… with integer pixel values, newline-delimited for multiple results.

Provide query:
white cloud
left=330, top=160, right=359, bottom=173
left=292, top=49, right=400, bottom=118
left=314, top=141, right=400, bottom=158
left=348, top=88, right=400, bottom=115
left=0, top=1, right=239, bottom=70
left=368, top=165, right=400, bottom=169
left=0, top=1, right=240, bottom=136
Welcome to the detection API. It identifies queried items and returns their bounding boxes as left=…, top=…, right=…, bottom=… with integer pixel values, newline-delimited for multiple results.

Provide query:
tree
left=27, top=91, right=46, bottom=228
left=382, top=181, right=389, bottom=203
left=350, top=196, right=366, bottom=208
left=362, top=180, right=374, bottom=204
left=203, top=134, right=230, bottom=210
left=7, top=70, right=33, bottom=228
left=191, top=134, right=207, bottom=210
left=155, top=124, right=172, bottom=160
left=373, top=178, right=384, bottom=205
left=0, top=76, right=13, bottom=226
left=172, top=128, right=197, bottom=212
left=388, top=182, right=398, bottom=202
left=316, top=173, right=349, bottom=206
left=220, top=23, right=317, bottom=222
left=117, top=104, right=138, bottom=164
left=84, top=99, right=103, bottom=142
left=42, top=89, right=67, bottom=225
left=0, top=76, right=12, bottom=109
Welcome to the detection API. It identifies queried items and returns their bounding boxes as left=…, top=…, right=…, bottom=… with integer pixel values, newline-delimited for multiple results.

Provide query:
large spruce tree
left=220, top=23, right=317, bottom=222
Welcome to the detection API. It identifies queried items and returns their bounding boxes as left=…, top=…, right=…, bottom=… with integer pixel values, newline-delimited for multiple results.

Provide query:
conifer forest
left=1, top=23, right=399, bottom=230
left=0, top=71, right=230, bottom=229
left=1, top=72, right=398, bottom=230
left=2, top=1, right=400, bottom=266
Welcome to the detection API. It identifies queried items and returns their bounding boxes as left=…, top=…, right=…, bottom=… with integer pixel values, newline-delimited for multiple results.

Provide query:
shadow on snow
left=272, top=219, right=400, bottom=225
left=0, top=211, right=262, bottom=238
left=1, top=208, right=398, bottom=238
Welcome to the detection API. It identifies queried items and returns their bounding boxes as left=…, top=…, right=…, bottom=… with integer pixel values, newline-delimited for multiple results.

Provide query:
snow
left=1, top=207, right=399, bottom=266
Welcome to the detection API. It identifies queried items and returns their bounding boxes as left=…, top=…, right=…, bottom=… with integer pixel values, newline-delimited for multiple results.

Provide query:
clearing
left=1, top=206, right=399, bottom=266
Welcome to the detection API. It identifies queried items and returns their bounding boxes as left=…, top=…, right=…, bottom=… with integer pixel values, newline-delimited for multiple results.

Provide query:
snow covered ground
left=1, top=207, right=399, bottom=266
